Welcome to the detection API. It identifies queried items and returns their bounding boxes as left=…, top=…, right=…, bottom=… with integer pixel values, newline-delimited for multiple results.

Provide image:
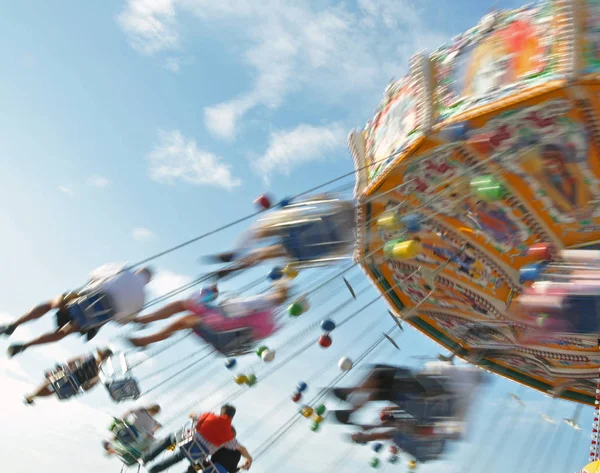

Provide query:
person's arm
left=236, top=445, right=253, bottom=470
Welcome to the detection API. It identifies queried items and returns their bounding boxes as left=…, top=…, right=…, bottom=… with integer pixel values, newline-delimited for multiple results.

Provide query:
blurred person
left=24, top=347, right=113, bottom=405
left=127, top=283, right=289, bottom=350
left=2, top=263, right=152, bottom=357
left=209, top=194, right=355, bottom=279
left=140, top=404, right=252, bottom=473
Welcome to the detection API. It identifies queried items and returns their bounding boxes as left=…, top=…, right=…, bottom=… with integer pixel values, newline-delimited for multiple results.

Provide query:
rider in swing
left=126, top=282, right=290, bottom=350
left=1, top=263, right=153, bottom=357
left=209, top=193, right=356, bottom=279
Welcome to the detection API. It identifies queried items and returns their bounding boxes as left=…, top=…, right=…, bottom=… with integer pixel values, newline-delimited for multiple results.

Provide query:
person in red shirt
left=140, top=405, right=252, bottom=473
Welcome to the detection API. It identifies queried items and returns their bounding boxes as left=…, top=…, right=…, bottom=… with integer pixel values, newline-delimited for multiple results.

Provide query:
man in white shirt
left=2, top=264, right=152, bottom=357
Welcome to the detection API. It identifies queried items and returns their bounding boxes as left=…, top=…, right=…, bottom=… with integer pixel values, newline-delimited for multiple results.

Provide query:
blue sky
left=0, top=1, right=592, bottom=472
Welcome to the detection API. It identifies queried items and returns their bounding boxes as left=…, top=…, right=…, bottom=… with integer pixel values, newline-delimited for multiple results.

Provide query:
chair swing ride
left=16, top=0, right=600, bottom=471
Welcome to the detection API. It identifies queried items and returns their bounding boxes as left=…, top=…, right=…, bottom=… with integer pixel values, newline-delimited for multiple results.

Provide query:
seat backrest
left=194, top=326, right=255, bottom=356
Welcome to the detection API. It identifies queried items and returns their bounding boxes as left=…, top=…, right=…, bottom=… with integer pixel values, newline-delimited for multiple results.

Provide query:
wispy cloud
left=86, top=176, right=110, bottom=188
left=132, top=227, right=155, bottom=241
left=147, top=129, right=241, bottom=190
left=254, top=122, right=346, bottom=182
left=117, top=0, right=448, bottom=139
left=57, top=185, right=74, bottom=196
left=163, top=55, right=193, bottom=72
left=164, top=56, right=181, bottom=72
left=117, top=0, right=180, bottom=55
left=146, top=269, right=192, bottom=300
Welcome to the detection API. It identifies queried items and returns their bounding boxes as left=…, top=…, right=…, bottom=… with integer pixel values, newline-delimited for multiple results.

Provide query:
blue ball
left=225, top=359, right=237, bottom=369
left=279, top=197, right=293, bottom=208
left=519, top=262, right=547, bottom=284
left=297, top=381, right=308, bottom=393
left=401, top=214, right=421, bottom=233
left=321, top=319, right=336, bottom=332
left=372, top=442, right=383, bottom=453
left=268, top=267, right=284, bottom=281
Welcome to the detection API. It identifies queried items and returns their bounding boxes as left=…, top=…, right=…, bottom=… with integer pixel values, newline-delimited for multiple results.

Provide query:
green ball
left=315, top=404, right=326, bottom=416
left=256, top=346, right=268, bottom=357
left=370, top=458, right=380, bottom=468
left=310, top=421, right=320, bottom=432
left=288, top=303, right=303, bottom=317
left=247, top=374, right=257, bottom=386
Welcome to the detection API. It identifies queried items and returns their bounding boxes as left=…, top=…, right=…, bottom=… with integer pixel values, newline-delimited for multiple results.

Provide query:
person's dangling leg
left=8, top=323, right=78, bottom=357
left=147, top=450, right=186, bottom=473
left=140, top=433, right=177, bottom=463
left=128, top=315, right=199, bottom=347
left=24, top=379, right=55, bottom=405
left=134, top=300, right=189, bottom=325
left=333, top=366, right=399, bottom=424
left=0, top=294, right=63, bottom=336
left=217, top=245, right=288, bottom=279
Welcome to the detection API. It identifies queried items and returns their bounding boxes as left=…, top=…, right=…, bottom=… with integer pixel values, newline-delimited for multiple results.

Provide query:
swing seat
left=254, top=197, right=355, bottom=266
left=45, top=367, right=82, bottom=400
left=106, top=377, right=141, bottom=402
left=111, top=420, right=140, bottom=445
left=100, top=352, right=140, bottom=402
left=68, top=292, right=115, bottom=331
left=194, top=326, right=256, bottom=357
left=180, top=434, right=210, bottom=465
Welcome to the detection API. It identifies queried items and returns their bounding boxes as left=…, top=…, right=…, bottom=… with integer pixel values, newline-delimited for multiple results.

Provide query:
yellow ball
left=390, top=240, right=422, bottom=260
left=301, top=407, right=314, bottom=418
left=408, top=460, right=417, bottom=470
left=235, top=375, right=249, bottom=385
left=283, top=265, right=299, bottom=279
left=313, top=415, right=324, bottom=424
left=377, top=212, right=400, bottom=230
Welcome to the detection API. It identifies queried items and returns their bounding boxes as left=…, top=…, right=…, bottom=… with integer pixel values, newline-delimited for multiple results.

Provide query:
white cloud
left=86, top=176, right=110, bottom=188
left=57, top=185, right=74, bottom=196
left=117, top=0, right=179, bottom=55
left=147, top=129, right=241, bottom=190
left=146, top=269, right=193, bottom=300
left=132, top=227, right=155, bottom=241
left=164, top=56, right=181, bottom=72
left=254, top=122, right=346, bottom=181
left=117, top=0, right=447, bottom=139
left=0, top=358, right=32, bottom=383
left=204, top=99, right=253, bottom=140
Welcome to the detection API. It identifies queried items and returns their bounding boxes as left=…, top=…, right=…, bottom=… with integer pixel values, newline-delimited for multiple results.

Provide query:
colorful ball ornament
left=319, top=334, right=332, bottom=348
left=268, top=267, right=284, bottom=280
left=288, top=302, right=304, bottom=317
left=224, top=358, right=237, bottom=369
left=234, top=375, right=249, bottom=385
left=310, top=421, right=320, bottom=432
left=389, top=446, right=398, bottom=455
left=298, top=295, right=310, bottom=312
left=297, top=382, right=308, bottom=392
left=315, top=404, right=326, bottom=416
left=388, top=455, right=399, bottom=464
left=261, top=349, right=275, bottom=362
left=301, top=406, right=314, bottom=418
left=279, top=197, right=293, bottom=208
left=246, top=374, right=258, bottom=387
left=291, top=392, right=302, bottom=403
left=254, top=194, right=272, bottom=209
left=256, top=346, right=269, bottom=357
left=321, top=319, right=336, bottom=332
left=338, top=357, right=353, bottom=371
left=282, top=264, right=299, bottom=279
left=370, top=458, right=380, bottom=468
left=372, top=442, right=383, bottom=453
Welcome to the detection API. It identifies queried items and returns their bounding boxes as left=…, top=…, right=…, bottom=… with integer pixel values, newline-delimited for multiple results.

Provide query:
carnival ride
left=9, top=0, right=600, bottom=472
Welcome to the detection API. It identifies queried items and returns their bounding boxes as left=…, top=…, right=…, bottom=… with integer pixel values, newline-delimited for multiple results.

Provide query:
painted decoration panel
left=431, top=1, right=567, bottom=123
